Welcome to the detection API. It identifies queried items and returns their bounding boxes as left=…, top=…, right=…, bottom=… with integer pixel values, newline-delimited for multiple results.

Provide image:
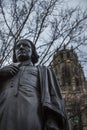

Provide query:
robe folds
left=0, top=64, right=70, bottom=130
left=38, top=66, right=70, bottom=130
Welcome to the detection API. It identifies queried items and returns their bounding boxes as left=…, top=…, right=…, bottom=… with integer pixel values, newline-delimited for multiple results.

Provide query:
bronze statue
left=0, top=39, right=70, bottom=130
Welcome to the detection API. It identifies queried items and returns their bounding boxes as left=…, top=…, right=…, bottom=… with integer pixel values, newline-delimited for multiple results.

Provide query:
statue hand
left=0, top=64, right=19, bottom=79
left=46, top=119, right=59, bottom=130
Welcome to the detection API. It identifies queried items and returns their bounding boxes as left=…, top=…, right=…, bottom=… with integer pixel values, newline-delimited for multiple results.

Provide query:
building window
left=61, top=65, right=71, bottom=86
left=60, top=53, right=63, bottom=60
left=67, top=51, right=70, bottom=58
left=75, top=78, right=80, bottom=91
left=75, top=78, right=79, bottom=86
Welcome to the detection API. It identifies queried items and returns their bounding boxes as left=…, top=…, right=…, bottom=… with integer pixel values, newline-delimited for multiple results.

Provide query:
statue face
left=15, top=40, right=32, bottom=62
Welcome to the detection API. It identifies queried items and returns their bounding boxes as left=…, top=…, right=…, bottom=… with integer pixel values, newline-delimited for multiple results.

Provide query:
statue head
left=13, top=39, right=39, bottom=64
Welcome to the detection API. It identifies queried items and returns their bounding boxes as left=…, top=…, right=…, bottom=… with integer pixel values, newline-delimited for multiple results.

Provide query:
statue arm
left=46, top=118, right=60, bottom=130
left=45, top=110, right=63, bottom=130
left=0, top=64, right=19, bottom=81
left=39, top=66, right=70, bottom=130
left=45, top=68, right=69, bottom=130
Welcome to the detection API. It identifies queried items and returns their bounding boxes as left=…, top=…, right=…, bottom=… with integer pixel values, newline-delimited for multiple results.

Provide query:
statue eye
left=23, top=44, right=28, bottom=47
left=15, top=44, right=20, bottom=49
left=23, top=44, right=31, bottom=48
left=15, top=43, right=31, bottom=49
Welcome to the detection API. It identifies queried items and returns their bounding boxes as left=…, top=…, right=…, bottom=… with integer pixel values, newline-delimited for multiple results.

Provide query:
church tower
left=51, top=46, right=87, bottom=130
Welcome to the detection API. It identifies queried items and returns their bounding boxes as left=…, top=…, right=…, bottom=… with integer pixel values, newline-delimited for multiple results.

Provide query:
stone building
left=51, top=46, right=87, bottom=130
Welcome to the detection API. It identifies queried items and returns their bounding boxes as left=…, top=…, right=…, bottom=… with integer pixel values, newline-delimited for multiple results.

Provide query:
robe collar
left=17, top=60, right=33, bottom=67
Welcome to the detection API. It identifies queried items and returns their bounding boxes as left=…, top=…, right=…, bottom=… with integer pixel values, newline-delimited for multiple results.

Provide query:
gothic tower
left=51, top=46, right=87, bottom=130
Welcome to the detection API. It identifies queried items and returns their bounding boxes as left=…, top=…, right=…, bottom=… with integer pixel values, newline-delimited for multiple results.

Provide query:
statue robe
left=38, top=66, right=70, bottom=130
left=0, top=64, right=70, bottom=130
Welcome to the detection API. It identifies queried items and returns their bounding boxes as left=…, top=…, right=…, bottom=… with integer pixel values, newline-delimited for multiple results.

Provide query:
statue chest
left=0, top=66, right=40, bottom=99
left=19, top=66, right=39, bottom=88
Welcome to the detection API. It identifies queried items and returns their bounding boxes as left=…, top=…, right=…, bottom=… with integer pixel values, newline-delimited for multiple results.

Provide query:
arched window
left=61, top=65, right=71, bottom=86
left=60, top=53, right=63, bottom=60
left=75, top=78, right=80, bottom=91
left=67, top=51, right=70, bottom=58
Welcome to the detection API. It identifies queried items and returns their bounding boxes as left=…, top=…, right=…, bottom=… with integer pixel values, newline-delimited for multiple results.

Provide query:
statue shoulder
left=37, top=65, right=52, bottom=70
left=37, top=65, right=55, bottom=75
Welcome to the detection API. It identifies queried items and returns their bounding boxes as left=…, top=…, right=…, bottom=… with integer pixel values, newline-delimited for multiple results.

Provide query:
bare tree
left=0, top=0, right=87, bottom=69
left=0, top=1, right=87, bottom=129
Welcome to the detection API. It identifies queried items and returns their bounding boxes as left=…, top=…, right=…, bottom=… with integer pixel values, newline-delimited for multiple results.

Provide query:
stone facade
left=51, top=47, right=87, bottom=130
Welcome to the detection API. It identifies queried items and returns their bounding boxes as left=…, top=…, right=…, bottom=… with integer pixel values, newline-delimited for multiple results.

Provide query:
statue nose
left=20, top=45, right=24, bottom=49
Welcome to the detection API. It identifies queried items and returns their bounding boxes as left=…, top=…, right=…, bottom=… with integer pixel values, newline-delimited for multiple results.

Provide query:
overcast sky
left=67, top=0, right=87, bottom=9
left=2, top=0, right=87, bottom=78
left=65, top=0, right=87, bottom=78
